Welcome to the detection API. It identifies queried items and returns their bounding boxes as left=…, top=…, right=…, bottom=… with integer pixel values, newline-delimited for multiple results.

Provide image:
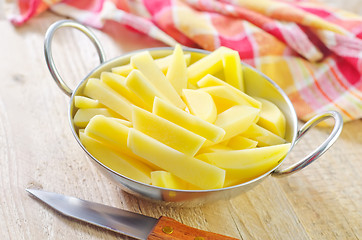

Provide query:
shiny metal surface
left=26, top=189, right=158, bottom=240
left=272, top=111, right=343, bottom=176
left=44, top=20, right=343, bottom=206
left=44, top=20, right=106, bottom=96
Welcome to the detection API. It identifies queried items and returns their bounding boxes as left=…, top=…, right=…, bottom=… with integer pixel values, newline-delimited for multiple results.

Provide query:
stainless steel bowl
left=44, top=20, right=343, bottom=206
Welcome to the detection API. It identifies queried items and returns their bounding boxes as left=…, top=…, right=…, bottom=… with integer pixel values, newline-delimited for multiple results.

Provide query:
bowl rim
left=68, top=46, right=298, bottom=194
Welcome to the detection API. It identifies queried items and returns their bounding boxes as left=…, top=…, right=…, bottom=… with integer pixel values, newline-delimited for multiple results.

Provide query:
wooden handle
left=148, top=216, right=239, bottom=240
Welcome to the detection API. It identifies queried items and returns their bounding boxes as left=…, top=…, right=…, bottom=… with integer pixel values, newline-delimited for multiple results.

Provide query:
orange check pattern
left=10, top=0, right=362, bottom=124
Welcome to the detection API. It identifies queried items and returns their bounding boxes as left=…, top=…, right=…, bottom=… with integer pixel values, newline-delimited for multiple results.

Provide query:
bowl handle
left=272, top=110, right=343, bottom=177
left=44, top=20, right=106, bottom=97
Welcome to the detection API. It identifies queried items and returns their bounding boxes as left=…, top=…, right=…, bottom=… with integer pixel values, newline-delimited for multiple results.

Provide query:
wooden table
left=1, top=1, right=361, bottom=239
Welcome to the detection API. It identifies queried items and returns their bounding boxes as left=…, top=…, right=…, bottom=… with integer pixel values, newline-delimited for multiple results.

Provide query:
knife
left=26, top=189, right=239, bottom=240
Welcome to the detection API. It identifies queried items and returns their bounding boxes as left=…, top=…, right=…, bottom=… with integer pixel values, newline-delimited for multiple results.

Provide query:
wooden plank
left=0, top=1, right=361, bottom=239
left=279, top=121, right=362, bottom=240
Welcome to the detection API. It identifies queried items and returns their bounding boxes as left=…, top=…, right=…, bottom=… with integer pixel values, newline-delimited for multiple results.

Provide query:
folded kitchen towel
left=9, top=0, right=362, bottom=124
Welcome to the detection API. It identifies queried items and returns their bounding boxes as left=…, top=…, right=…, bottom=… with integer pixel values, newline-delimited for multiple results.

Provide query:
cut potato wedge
left=84, top=78, right=134, bottom=120
left=200, top=86, right=252, bottom=113
left=111, top=64, right=134, bottom=77
left=125, top=69, right=167, bottom=111
left=84, top=115, right=137, bottom=159
left=241, top=123, right=286, bottom=147
left=109, top=118, right=132, bottom=127
left=197, top=143, right=291, bottom=187
left=112, top=53, right=191, bottom=76
left=197, top=142, right=290, bottom=170
left=80, top=132, right=152, bottom=184
left=182, top=89, right=217, bottom=123
left=255, top=97, right=286, bottom=138
left=84, top=115, right=158, bottom=169
left=151, top=171, right=189, bottom=189
left=214, top=105, right=260, bottom=142
left=227, top=136, right=258, bottom=150
left=73, top=108, right=118, bottom=128
left=223, top=147, right=291, bottom=186
left=187, top=46, right=232, bottom=85
left=222, top=51, right=244, bottom=91
left=197, top=144, right=233, bottom=155
left=128, top=129, right=225, bottom=190
left=153, top=97, right=225, bottom=143
left=101, top=72, right=146, bottom=108
left=156, top=53, right=191, bottom=74
left=131, top=51, right=186, bottom=109
left=166, top=45, right=187, bottom=95
left=74, top=96, right=102, bottom=109
left=197, top=74, right=261, bottom=109
left=133, top=106, right=206, bottom=156
left=201, top=143, right=291, bottom=187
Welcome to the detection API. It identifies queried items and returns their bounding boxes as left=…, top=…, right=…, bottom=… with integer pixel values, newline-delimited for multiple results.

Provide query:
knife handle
left=148, top=216, right=239, bottom=240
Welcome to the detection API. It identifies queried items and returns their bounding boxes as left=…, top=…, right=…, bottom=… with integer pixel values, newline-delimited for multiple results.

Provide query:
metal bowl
left=44, top=20, right=343, bottom=206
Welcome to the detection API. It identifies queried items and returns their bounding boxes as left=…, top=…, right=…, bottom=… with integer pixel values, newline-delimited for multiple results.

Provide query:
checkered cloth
left=10, top=0, right=362, bottom=124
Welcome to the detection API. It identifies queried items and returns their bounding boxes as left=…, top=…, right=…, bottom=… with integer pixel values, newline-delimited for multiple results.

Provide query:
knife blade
left=26, top=189, right=239, bottom=240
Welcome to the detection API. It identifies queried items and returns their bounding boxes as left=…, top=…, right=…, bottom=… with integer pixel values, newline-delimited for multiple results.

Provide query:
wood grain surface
left=1, top=0, right=361, bottom=239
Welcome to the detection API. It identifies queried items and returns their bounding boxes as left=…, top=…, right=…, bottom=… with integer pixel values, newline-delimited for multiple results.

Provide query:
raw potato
left=197, top=144, right=233, bottom=155
left=197, top=143, right=291, bottom=186
left=101, top=72, right=146, bottom=109
left=197, top=74, right=261, bottom=109
left=125, top=69, right=166, bottom=110
left=73, top=108, right=118, bottom=128
left=197, top=143, right=291, bottom=169
left=214, top=105, right=260, bottom=142
left=128, top=129, right=225, bottom=190
left=85, top=115, right=159, bottom=170
left=227, top=136, right=258, bottom=150
left=182, top=89, right=217, bottom=123
left=187, top=46, right=232, bottom=85
left=133, top=106, right=206, bottom=156
left=222, top=51, right=244, bottom=91
left=153, top=97, right=225, bottom=143
left=110, top=118, right=132, bottom=128
left=84, top=78, right=134, bottom=120
left=201, top=86, right=252, bottom=113
left=112, top=53, right=191, bottom=76
left=151, top=171, right=189, bottom=189
left=76, top=45, right=290, bottom=190
left=255, top=97, right=286, bottom=138
left=156, top=53, right=191, bottom=75
left=241, top=123, right=286, bottom=147
left=166, top=44, right=187, bottom=95
left=111, top=64, right=133, bottom=77
left=80, top=132, right=152, bottom=184
left=85, top=115, right=135, bottom=158
left=74, top=96, right=102, bottom=109
left=131, top=51, right=186, bottom=109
